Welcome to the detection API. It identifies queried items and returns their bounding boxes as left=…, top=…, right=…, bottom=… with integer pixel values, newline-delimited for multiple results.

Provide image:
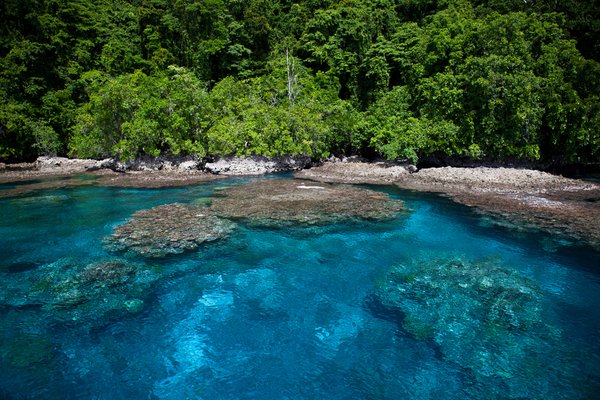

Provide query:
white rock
left=177, top=160, right=199, bottom=171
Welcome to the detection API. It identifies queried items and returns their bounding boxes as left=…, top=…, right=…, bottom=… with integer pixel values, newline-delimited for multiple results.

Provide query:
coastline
left=297, top=161, right=600, bottom=251
left=2, top=156, right=599, bottom=250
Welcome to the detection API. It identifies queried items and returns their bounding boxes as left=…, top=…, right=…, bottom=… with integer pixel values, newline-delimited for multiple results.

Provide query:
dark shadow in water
left=363, top=293, right=405, bottom=329
left=363, top=293, right=446, bottom=361
left=1, top=261, right=40, bottom=273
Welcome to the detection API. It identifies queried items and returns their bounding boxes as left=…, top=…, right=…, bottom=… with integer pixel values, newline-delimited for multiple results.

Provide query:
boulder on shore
left=203, top=155, right=312, bottom=175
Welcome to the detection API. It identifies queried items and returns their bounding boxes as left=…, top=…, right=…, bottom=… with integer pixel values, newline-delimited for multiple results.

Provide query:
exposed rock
left=296, top=158, right=414, bottom=184
left=0, top=156, right=111, bottom=188
left=105, top=203, right=235, bottom=258
left=92, top=170, right=223, bottom=188
left=84, top=158, right=116, bottom=171
left=177, top=160, right=201, bottom=171
left=36, top=156, right=113, bottom=172
left=377, top=256, right=596, bottom=399
left=0, top=156, right=204, bottom=182
left=395, top=167, right=600, bottom=250
left=397, top=166, right=587, bottom=191
left=112, top=156, right=201, bottom=172
left=210, top=178, right=404, bottom=225
left=0, top=157, right=88, bottom=184
left=204, top=155, right=312, bottom=175
left=204, top=157, right=275, bottom=175
left=0, top=155, right=313, bottom=192
left=0, top=170, right=221, bottom=197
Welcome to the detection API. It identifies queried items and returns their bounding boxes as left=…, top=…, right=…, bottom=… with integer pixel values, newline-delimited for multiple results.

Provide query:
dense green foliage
left=1, top=0, right=599, bottom=164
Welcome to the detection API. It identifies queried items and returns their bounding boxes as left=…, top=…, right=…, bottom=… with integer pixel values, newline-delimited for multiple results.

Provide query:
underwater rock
left=0, top=258, right=160, bottom=327
left=46, top=259, right=159, bottom=322
left=78, top=260, right=137, bottom=288
left=376, top=257, right=594, bottom=399
left=105, top=203, right=236, bottom=258
left=124, top=298, right=145, bottom=313
left=210, top=179, right=404, bottom=225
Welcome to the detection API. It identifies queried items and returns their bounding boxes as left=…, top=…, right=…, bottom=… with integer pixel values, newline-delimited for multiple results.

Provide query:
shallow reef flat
left=0, top=171, right=224, bottom=198
left=105, top=203, right=236, bottom=258
left=376, top=256, right=600, bottom=399
left=210, top=178, right=405, bottom=226
left=0, top=175, right=98, bottom=198
left=102, top=179, right=404, bottom=260
left=299, top=162, right=600, bottom=250
left=395, top=167, right=600, bottom=250
left=91, top=170, right=225, bottom=188
left=295, top=158, right=414, bottom=184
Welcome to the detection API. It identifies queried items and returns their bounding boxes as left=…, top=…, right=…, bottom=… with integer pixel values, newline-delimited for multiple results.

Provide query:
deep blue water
left=1, top=175, right=599, bottom=399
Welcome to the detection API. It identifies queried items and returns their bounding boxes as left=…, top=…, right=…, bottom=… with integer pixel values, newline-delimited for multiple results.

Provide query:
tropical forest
left=2, top=0, right=599, bottom=166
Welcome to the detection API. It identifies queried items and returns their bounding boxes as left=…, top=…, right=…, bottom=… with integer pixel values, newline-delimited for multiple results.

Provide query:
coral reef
left=393, top=167, right=600, bottom=250
left=105, top=203, right=235, bottom=258
left=297, top=161, right=600, bottom=249
left=210, top=179, right=404, bottom=225
left=0, top=258, right=160, bottom=326
left=377, top=256, right=597, bottom=398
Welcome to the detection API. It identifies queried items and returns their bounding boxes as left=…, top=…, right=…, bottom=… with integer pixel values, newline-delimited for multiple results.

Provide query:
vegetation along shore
left=1, top=0, right=599, bottom=168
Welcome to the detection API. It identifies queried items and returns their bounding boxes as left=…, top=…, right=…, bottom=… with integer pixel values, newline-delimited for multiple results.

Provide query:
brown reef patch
left=104, top=203, right=235, bottom=258
left=210, top=178, right=404, bottom=225
left=295, top=160, right=413, bottom=184
left=395, top=167, right=600, bottom=250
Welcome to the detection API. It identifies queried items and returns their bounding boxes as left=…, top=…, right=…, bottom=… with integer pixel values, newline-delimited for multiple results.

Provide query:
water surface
left=0, top=175, right=598, bottom=399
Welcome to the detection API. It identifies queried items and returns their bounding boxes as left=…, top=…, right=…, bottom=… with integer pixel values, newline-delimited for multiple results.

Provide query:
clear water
left=1, top=175, right=599, bottom=399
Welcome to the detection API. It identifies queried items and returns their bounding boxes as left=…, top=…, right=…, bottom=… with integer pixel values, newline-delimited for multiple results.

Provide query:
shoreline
left=2, top=156, right=599, bottom=250
left=297, top=161, right=600, bottom=251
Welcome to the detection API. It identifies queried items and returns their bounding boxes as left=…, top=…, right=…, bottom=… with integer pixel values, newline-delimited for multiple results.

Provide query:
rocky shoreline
left=2, top=155, right=599, bottom=249
left=298, top=160, right=600, bottom=250
left=0, top=155, right=310, bottom=195
left=0, top=154, right=312, bottom=179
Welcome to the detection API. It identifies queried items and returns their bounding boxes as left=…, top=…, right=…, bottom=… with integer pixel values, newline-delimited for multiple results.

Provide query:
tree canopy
left=1, top=0, right=599, bottom=165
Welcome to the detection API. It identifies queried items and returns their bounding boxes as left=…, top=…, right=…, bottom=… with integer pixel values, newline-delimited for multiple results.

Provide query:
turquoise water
left=1, top=175, right=599, bottom=399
